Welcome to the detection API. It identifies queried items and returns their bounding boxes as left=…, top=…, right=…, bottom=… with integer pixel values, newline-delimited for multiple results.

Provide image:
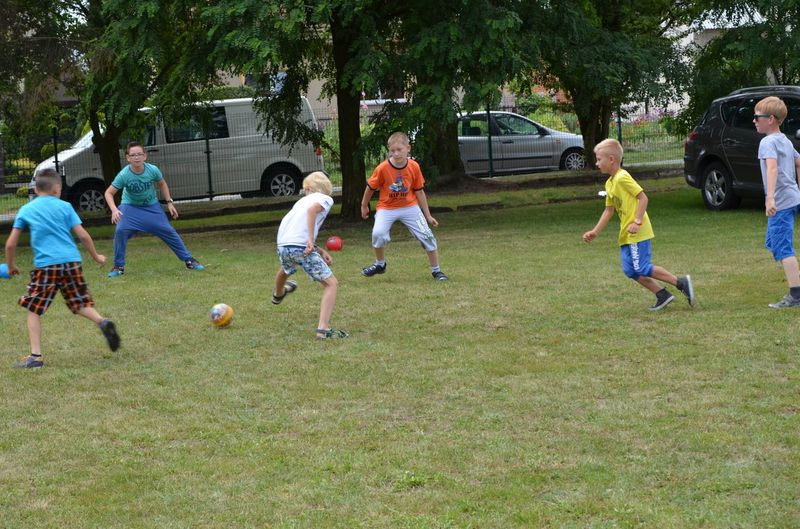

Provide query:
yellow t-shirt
left=604, top=168, right=654, bottom=245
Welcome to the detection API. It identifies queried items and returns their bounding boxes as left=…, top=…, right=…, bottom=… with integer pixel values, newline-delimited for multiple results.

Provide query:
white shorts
left=372, top=205, right=437, bottom=252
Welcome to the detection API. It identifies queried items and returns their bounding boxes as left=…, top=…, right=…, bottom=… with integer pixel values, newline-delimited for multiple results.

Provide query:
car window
left=144, top=125, right=157, bottom=146
left=782, top=98, right=800, bottom=138
left=494, top=114, right=540, bottom=136
left=731, top=98, right=758, bottom=130
left=164, top=107, right=230, bottom=143
left=720, top=100, right=739, bottom=125
left=461, top=116, right=489, bottom=137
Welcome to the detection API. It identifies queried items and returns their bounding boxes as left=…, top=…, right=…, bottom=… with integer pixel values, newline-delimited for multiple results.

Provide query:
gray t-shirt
left=759, top=132, right=800, bottom=211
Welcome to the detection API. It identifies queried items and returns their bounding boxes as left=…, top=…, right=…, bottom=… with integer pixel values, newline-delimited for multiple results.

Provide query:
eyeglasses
left=753, top=114, right=773, bottom=120
left=127, top=153, right=145, bottom=157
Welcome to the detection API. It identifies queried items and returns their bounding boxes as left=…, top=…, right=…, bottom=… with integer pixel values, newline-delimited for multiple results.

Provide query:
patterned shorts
left=19, top=262, right=95, bottom=315
left=278, top=246, right=333, bottom=282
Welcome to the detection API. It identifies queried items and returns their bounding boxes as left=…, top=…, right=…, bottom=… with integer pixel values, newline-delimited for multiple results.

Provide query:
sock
left=31, top=353, right=42, bottom=358
left=676, top=277, right=685, bottom=291
left=656, top=288, right=671, bottom=301
left=790, top=287, right=800, bottom=299
left=432, top=266, right=441, bottom=273
left=375, top=259, right=385, bottom=266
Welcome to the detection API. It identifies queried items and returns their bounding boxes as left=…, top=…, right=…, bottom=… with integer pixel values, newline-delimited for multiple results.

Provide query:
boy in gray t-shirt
left=754, top=96, right=800, bottom=307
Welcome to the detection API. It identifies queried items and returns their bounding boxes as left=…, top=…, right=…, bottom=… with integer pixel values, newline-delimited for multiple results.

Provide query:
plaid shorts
left=19, top=262, right=95, bottom=315
left=278, top=246, right=333, bottom=282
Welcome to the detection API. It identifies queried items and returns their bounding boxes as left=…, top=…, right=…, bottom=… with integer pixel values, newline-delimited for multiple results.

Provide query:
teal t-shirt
left=111, top=163, right=163, bottom=206
left=13, top=195, right=83, bottom=267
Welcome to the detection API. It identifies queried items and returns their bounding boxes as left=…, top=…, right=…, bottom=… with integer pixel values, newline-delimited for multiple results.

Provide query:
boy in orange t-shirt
left=360, top=132, right=448, bottom=281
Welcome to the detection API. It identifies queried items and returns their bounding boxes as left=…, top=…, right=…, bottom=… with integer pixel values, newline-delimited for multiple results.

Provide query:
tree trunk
left=574, top=94, right=612, bottom=168
left=423, top=120, right=465, bottom=188
left=88, top=112, right=123, bottom=204
left=330, top=16, right=366, bottom=221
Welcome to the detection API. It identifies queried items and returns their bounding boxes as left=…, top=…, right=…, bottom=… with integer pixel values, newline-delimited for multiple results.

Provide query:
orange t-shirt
left=367, top=159, right=425, bottom=210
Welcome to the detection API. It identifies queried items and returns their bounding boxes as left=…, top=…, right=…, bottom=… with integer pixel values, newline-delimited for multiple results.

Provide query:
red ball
left=325, top=235, right=343, bottom=252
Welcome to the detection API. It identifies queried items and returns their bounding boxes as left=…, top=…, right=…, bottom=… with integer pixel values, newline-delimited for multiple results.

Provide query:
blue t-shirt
left=758, top=133, right=800, bottom=211
left=111, top=163, right=163, bottom=206
left=13, top=195, right=83, bottom=267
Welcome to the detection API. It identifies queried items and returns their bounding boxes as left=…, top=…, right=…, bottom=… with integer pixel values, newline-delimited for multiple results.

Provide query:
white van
left=30, top=97, right=324, bottom=212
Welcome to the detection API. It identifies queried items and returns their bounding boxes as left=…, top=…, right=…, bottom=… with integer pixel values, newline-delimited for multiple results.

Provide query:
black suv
left=684, top=86, right=800, bottom=210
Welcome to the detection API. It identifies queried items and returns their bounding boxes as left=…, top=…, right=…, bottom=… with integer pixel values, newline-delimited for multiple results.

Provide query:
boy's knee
left=372, top=232, right=390, bottom=247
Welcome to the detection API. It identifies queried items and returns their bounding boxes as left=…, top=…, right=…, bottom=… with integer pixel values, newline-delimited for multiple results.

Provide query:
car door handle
left=501, top=140, right=514, bottom=144
left=147, top=148, right=160, bottom=153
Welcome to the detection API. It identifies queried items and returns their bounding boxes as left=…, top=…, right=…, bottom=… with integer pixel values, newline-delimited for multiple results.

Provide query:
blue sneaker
left=185, top=258, right=205, bottom=271
left=107, top=266, right=124, bottom=278
left=14, top=355, right=43, bottom=369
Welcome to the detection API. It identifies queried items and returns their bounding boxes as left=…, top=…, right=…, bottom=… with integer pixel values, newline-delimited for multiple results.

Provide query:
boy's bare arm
left=795, top=156, right=800, bottom=187
left=583, top=206, right=615, bottom=242
left=627, top=191, right=649, bottom=234
left=765, top=158, right=778, bottom=216
left=4, top=228, right=22, bottom=274
left=415, top=189, right=438, bottom=227
left=158, top=179, right=179, bottom=219
left=72, top=224, right=106, bottom=266
left=361, top=187, right=375, bottom=219
left=304, top=203, right=324, bottom=255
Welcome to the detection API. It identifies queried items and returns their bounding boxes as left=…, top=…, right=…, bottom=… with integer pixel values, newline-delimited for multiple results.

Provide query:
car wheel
left=261, top=165, right=300, bottom=197
left=70, top=181, right=107, bottom=212
left=701, top=162, right=741, bottom=210
left=560, top=148, right=586, bottom=171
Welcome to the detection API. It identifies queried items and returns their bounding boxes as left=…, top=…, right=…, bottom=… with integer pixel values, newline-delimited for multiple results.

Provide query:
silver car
left=458, top=111, right=585, bottom=176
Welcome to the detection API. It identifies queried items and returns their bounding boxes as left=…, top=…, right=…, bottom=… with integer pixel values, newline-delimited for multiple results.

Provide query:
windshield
left=70, top=131, right=94, bottom=150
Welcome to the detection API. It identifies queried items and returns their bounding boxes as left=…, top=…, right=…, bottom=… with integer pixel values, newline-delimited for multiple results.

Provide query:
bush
left=40, top=143, right=71, bottom=160
left=529, top=111, right=568, bottom=131
left=16, top=185, right=28, bottom=198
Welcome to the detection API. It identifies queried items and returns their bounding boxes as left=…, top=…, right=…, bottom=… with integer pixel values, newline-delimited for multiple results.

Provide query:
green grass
left=1, top=185, right=798, bottom=528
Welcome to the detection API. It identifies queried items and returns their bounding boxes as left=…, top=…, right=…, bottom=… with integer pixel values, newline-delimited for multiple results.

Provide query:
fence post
left=204, top=123, right=213, bottom=201
left=486, top=104, right=494, bottom=178
left=616, top=107, right=623, bottom=144
left=53, top=126, right=60, bottom=175
left=0, top=135, right=5, bottom=195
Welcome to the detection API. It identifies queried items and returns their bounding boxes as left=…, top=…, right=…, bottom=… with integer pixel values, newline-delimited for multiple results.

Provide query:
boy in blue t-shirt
left=753, top=96, right=800, bottom=308
left=102, top=141, right=204, bottom=277
left=4, top=169, right=120, bottom=368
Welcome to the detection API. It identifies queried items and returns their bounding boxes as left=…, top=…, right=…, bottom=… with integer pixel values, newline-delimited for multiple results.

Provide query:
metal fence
left=0, top=105, right=685, bottom=222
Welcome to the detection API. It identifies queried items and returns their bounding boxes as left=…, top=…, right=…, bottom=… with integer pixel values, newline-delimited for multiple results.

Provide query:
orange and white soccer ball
left=210, top=303, right=234, bottom=327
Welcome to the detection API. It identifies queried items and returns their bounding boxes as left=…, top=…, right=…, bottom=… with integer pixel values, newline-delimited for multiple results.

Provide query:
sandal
left=271, top=280, right=298, bottom=305
left=316, top=328, right=349, bottom=340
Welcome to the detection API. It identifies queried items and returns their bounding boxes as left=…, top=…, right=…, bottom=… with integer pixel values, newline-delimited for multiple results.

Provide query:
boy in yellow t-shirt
left=583, top=139, right=695, bottom=311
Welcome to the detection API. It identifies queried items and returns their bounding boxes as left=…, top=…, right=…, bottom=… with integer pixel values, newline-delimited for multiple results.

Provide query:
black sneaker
left=272, top=280, right=298, bottom=305
left=14, top=355, right=43, bottom=369
left=100, top=319, right=121, bottom=352
left=362, top=262, right=386, bottom=277
left=768, top=294, right=800, bottom=309
left=432, top=271, right=449, bottom=281
left=677, top=275, right=695, bottom=306
left=185, top=258, right=205, bottom=271
left=649, top=292, right=675, bottom=312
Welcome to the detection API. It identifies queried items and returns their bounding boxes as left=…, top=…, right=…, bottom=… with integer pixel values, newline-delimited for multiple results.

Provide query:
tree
left=519, top=1, right=696, bottom=166
left=361, top=0, right=530, bottom=187
left=675, top=0, right=800, bottom=134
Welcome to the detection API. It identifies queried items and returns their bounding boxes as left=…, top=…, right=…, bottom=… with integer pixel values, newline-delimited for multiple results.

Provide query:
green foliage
left=528, top=111, right=568, bottom=131
left=40, top=143, right=71, bottom=160
left=677, top=2, right=800, bottom=135
left=15, top=185, right=29, bottom=198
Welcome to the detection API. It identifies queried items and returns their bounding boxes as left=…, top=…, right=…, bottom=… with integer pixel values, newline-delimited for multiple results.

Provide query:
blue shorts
left=620, top=240, right=654, bottom=280
left=278, top=246, right=332, bottom=282
left=765, top=205, right=799, bottom=261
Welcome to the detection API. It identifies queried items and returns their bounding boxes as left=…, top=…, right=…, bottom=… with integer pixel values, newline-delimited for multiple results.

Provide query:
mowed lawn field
left=1, top=185, right=798, bottom=528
